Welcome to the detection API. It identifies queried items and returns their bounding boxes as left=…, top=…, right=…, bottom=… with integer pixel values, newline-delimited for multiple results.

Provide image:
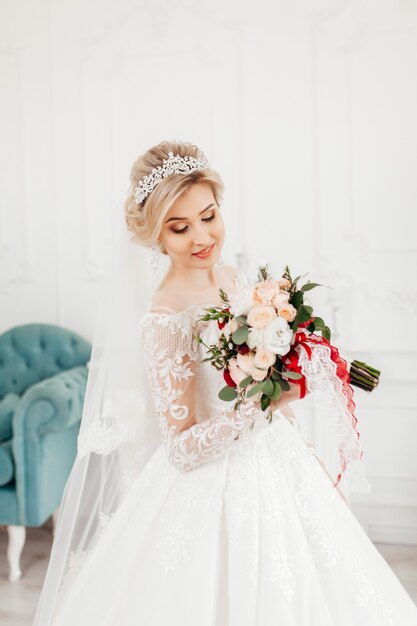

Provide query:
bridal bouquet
left=195, top=265, right=380, bottom=423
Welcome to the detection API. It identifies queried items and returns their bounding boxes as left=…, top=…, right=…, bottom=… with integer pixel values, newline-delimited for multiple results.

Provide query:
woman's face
left=158, top=181, right=225, bottom=270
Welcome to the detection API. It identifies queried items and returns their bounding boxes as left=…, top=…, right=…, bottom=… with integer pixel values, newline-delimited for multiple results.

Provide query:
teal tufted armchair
left=0, top=323, right=91, bottom=581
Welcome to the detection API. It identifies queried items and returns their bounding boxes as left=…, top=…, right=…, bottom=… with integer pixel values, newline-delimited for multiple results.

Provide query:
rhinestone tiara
left=134, top=151, right=210, bottom=205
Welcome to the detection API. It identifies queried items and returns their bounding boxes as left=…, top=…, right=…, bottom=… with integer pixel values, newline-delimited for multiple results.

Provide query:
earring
left=217, top=253, right=223, bottom=265
left=149, top=242, right=162, bottom=283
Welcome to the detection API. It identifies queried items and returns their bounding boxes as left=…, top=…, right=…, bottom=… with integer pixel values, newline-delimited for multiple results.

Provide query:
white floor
left=0, top=521, right=416, bottom=626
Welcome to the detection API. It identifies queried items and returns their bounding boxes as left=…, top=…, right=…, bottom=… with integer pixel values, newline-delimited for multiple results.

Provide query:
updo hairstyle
left=124, top=140, right=225, bottom=254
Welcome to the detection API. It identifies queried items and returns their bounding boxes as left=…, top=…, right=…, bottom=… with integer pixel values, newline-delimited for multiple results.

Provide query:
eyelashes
left=173, top=214, right=215, bottom=235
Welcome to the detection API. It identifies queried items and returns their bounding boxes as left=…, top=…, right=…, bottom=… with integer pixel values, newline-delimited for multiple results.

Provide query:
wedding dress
left=46, top=273, right=417, bottom=626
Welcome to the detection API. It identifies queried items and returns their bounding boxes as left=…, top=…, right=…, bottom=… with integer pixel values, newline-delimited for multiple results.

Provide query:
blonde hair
left=124, top=140, right=224, bottom=253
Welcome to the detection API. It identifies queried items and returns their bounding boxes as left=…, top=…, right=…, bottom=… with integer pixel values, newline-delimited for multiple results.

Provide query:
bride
left=33, top=140, right=417, bottom=625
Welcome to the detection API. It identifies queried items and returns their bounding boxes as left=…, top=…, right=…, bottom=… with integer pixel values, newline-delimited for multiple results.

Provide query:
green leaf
left=292, top=304, right=312, bottom=330
left=301, top=282, right=322, bottom=292
left=246, top=381, right=264, bottom=397
left=262, top=378, right=274, bottom=397
left=283, top=370, right=303, bottom=380
left=280, top=378, right=291, bottom=392
left=271, top=380, right=282, bottom=400
left=218, top=386, right=238, bottom=401
left=231, top=325, right=249, bottom=345
left=234, top=315, right=247, bottom=324
left=261, top=394, right=270, bottom=411
left=274, top=358, right=283, bottom=372
left=322, top=326, right=331, bottom=341
left=239, top=375, right=253, bottom=388
left=290, top=290, right=304, bottom=309
left=271, top=368, right=282, bottom=380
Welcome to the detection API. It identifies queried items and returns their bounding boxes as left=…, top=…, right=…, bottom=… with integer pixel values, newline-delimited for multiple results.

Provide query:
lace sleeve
left=141, top=311, right=261, bottom=471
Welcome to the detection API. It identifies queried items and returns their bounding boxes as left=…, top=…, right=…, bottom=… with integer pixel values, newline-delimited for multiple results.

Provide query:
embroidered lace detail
left=221, top=416, right=395, bottom=622
left=297, top=341, right=370, bottom=493
left=140, top=308, right=264, bottom=471
left=77, top=389, right=145, bottom=458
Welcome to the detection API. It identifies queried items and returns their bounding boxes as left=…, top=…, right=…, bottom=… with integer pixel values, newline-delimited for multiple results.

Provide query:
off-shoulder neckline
left=145, top=303, right=209, bottom=317
left=144, top=270, right=246, bottom=318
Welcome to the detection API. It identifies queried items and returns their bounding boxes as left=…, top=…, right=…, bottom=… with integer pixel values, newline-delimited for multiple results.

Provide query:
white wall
left=1, top=0, right=416, bottom=543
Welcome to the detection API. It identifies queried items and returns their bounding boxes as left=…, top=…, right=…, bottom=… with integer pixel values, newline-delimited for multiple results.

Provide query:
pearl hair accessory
left=134, top=151, right=210, bottom=205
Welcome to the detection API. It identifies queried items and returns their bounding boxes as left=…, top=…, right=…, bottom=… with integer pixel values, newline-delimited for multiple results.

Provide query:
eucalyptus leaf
left=218, top=386, right=238, bottom=401
left=246, top=382, right=264, bottom=398
left=271, top=380, right=282, bottom=400
left=239, top=375, right=253, bottom=388
left=262, top=378, right=274, bottom=396
left=271, top=369, right=282, bottom=380
left=283, top=371, right=303, bottom=380
left=231, top=325, right=249, bottom=345
left=280, top=378, right=291, bottom=392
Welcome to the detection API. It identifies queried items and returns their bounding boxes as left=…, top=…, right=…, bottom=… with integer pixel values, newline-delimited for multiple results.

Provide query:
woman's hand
left=268, top=383, right=301, bottom=418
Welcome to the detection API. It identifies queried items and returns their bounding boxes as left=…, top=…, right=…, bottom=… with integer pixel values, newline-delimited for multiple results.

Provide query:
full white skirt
left=50, top=412, right=417, bottom=626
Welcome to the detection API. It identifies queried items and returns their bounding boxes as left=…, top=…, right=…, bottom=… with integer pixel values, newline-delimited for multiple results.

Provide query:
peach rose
left=228, top=357, right=248, bottom=386
left=247, top=305, right=276, bottom=329
left=253, top=280, right=280, bottom=306
left=272, top=290, right=290, bottom=308
left=248, top=365, right=268, bottom=382
left=277, top=277, right=291, bottom=291
left=254, top=349, right=275, bottom=369
left=277, top=303, right=297, bottom=322
left=237, top=351, right=255, bottom=373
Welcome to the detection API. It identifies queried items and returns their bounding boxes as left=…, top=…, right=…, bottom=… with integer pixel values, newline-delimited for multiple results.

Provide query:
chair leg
left=7, top=525, right=26, bottom=581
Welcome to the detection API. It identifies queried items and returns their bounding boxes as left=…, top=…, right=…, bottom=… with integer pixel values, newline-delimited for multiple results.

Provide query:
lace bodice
left=139, top=297, right=266, bottom=471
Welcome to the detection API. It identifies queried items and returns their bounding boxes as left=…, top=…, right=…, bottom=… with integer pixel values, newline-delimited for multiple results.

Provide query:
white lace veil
left=32, top=195, right=171, bottom=625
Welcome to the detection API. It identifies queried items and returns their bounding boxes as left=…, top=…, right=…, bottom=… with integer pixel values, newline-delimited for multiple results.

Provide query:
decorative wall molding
left=0, top=48, right=35, bottom=294
left=353, top=474, right=417, bottom=544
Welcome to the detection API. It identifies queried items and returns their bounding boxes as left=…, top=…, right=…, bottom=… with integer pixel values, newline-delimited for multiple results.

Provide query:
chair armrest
left=10, top=365, right=89, bottom=524
left=12, top=365, right=88, bottom=440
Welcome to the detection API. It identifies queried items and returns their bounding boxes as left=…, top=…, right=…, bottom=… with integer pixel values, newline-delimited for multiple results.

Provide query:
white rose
left=262, top=316, right=293, bottom=356
left=246, top=327, right=264, bottom=351
left=248, top=365, right=268, bottom=382
left=222, top=318, right=238, bottom=340
left=254, top=349, right=275, bottom=369
left=229, top=285, right=254, bottom=317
